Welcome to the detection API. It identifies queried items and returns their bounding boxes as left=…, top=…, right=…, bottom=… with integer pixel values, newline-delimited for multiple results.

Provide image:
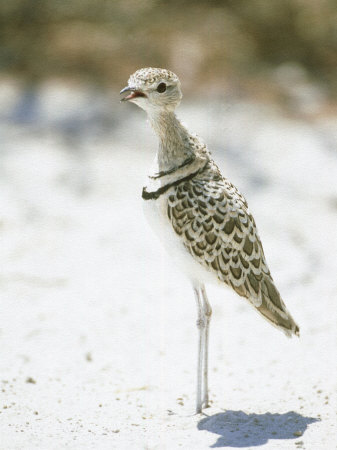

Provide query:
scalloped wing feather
left=167, top=161, right=299, bottom=337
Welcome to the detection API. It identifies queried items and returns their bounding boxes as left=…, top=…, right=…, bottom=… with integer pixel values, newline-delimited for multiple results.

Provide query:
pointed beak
left=120, top=86, right=146, bottom=102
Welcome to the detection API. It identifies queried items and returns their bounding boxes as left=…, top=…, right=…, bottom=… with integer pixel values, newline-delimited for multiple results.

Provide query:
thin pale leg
left=193, top=286, right=205, bottom=414
left=201, top=284, right=212, bottom=408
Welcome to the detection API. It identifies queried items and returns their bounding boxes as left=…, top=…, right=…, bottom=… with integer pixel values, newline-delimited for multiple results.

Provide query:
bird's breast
left=141, top=183, right=219, bottom=285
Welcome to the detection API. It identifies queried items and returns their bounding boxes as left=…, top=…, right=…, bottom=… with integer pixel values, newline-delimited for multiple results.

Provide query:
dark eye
left=156, top=82, right=167, bottom=93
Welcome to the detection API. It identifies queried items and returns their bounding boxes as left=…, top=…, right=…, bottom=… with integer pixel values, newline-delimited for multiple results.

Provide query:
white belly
left=142, top=190, right=219, bottom=286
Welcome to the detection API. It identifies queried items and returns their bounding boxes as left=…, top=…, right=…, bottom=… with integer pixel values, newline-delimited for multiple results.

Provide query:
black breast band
left=149, top=155, right=195, bottom=179
left=142, top=168, right=201, bottom=200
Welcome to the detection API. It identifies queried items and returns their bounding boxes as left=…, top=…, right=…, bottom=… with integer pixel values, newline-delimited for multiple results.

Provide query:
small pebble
left=26, top=377, right=36, bottom=384
left=293, top=431, right=303, bottom=437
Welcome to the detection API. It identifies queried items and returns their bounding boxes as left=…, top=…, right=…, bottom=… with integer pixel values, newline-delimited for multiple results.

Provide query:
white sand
left=0, top=88, right=336, bottom=449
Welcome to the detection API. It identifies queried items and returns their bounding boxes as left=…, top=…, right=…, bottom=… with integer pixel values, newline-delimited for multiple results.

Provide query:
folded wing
left=167, top=164, right=299, bottom=337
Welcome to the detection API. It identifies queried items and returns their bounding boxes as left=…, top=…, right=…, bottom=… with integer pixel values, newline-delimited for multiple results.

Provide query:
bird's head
left=120, top=67, right=182, bottom=112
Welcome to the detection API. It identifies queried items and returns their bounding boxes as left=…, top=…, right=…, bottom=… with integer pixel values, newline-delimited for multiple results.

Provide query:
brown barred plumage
left=166, top=159, right=299, bottom=336
left=121, top=67, right=299, bottom=414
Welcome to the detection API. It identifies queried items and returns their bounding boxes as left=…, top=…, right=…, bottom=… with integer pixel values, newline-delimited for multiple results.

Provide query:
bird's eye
left=156, top=82, right=167, bottom=93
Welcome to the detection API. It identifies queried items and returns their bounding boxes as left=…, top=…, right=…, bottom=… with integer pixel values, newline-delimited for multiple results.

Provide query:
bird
left=120, top=67, right=300, bottom=414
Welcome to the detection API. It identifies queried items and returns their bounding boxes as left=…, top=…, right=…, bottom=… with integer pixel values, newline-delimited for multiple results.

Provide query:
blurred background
left=0, top=0, right=337, bottom=101
left=1, top=0, right=337, bottom=110
left=0, top=1, right=337, bottom=445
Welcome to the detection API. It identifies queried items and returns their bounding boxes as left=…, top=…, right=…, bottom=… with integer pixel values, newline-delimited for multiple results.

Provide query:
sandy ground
left=0, top=83, right=336, bottom=449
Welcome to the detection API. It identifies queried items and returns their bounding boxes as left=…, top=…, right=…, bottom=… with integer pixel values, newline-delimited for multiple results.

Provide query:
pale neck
left=147, top=110, right=194, bottom=172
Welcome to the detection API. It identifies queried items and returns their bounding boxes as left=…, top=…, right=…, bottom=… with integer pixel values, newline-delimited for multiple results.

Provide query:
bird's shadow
left=198, top=410, right=319, bottom=448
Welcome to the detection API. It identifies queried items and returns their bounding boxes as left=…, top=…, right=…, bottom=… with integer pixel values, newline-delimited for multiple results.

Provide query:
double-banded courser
left=120, top=68, right=299, bottom=414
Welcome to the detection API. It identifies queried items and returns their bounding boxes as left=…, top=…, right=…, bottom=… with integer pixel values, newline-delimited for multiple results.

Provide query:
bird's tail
left=256, top=276, right=300, bottom=337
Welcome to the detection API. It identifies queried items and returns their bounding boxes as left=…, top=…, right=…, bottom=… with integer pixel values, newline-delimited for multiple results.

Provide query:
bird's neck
left=148, top=110, right=195, bottom=173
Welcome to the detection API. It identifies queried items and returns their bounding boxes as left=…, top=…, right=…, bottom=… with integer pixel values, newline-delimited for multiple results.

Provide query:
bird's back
left=164, top=158, right=300, bottom=337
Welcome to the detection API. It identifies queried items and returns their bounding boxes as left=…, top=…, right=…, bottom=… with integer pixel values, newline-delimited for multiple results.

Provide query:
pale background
left=0, top=1, right=336, bottom=449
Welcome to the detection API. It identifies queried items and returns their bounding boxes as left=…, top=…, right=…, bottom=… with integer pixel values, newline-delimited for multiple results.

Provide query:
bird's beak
left=120, top=86, right=146, bottom=102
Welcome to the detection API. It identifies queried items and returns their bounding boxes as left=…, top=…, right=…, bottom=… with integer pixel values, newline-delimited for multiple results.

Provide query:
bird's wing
left=167, top=167, right=299, bottom=336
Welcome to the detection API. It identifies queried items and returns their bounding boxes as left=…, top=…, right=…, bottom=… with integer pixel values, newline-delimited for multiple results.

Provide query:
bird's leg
left=193, top=286, right=205, bottom=414
left=201, top=285, right=212, bottom=408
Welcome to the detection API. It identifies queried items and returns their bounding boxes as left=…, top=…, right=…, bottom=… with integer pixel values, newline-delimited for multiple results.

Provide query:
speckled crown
left=128, top=67, right=179, bottom=89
